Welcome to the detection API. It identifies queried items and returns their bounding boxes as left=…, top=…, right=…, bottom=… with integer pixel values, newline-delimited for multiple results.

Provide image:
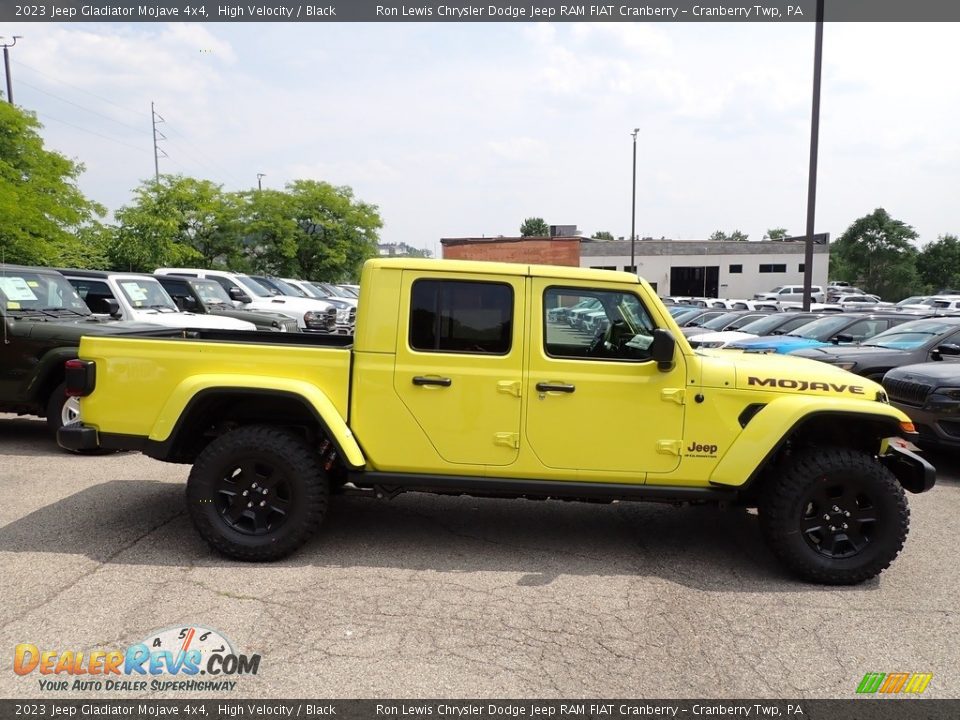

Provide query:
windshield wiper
left=42, top=307, right=88, bottom=317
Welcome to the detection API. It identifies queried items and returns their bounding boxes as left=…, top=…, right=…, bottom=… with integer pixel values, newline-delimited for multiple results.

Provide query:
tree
left=109, top=175, right=232, bottom=271
left=729, top=230, right=749, bottom=242
left=0, top=102, right=107, bottom=266
left=830, top=208, right=919, bottom=300
left=520, top=217, right=549, bottom=237
left=765, top=228, right=788, bottom=241
left=916, top=234, right=960, bottom=293
left=708, top=230, right=729, bottom=242
left=233, top=180, right=382, bottom=281
left=404, top=247, right=433, bottom=258
left=592, top=231, right=615, bottom=241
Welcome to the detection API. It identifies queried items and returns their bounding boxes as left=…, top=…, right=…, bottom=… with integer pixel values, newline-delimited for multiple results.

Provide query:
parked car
left=835, top=294, right=893, bottom=311
left=251, top=276, right=355, bottom=335
left=155, top=276, right=300, bottom=332
left=826, top=285, right=867, bottom=303
left=898, top=295, right=960, bottom=315
left=883, top=361, right=960, bottom=451
left=754, top=285, right=826, bottom=304
left=727, top=313, right=913, bottom=354
left=548, top=296, right=599, bottom=323
left=0, top=265, right=172, bottom=439
left=707, top=299, right=760, bottom=310
left=790, top=317, right=960, bottom=381
left=673, top=309, right=728, bottom=328
left=282, top=278, right=357, bottom=334
left=687, top=312, right=829, bottom=349
left=679, top=310, right=771, bottom=339
left=154, top=268, right=336, bottom=333
left=60, top=270, right=257, bottom=332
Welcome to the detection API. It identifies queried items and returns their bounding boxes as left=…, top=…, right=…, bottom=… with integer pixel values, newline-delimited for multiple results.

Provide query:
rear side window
left=409, top=280, right=513, bottom=355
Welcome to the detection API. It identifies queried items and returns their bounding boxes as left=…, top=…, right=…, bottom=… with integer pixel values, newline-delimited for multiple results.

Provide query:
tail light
left=65, top=359, right=96, bottom=397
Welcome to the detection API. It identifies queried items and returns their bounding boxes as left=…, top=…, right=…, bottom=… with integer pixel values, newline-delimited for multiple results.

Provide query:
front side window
left=543, top=287, right=656, bottom=362
left=409, top=280, right=513, bottom=354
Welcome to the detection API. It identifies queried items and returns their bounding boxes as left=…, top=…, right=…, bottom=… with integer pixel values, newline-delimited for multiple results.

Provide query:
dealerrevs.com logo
left=856, top=672, right=933, bottom=695
left=14, top=625, right=261, bottom=692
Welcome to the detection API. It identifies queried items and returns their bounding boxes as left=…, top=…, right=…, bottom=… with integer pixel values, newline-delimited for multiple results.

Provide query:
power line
left=35, top=110, right=151, bottom=154
left=17, top=78, right=150, bottom=135
left=12, top=58, right=144, bottom=119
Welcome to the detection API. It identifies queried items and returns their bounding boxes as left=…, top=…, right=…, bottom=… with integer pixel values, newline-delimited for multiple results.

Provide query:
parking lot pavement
left=1, top=414, right=959, bottom=700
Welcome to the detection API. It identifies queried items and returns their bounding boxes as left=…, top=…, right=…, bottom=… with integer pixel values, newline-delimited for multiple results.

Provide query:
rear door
left=393, top=271, right=525, bottom=466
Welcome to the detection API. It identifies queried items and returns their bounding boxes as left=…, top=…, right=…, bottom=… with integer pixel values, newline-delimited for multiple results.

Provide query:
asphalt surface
left=1, top=414, right=958, bottom=700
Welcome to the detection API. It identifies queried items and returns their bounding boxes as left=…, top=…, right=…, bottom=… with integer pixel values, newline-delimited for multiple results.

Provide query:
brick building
left=441, top=236, right=580, bottom=267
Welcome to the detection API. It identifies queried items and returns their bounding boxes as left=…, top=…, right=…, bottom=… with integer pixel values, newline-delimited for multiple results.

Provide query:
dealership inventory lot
left=1, top=415, right=958, bottom=699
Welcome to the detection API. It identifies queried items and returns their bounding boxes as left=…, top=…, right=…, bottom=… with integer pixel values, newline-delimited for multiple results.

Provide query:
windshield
left=863, top=320, right=960, bottom=350
left=193, top=279, right=232, bottom=305
left=288, top=281, right=322, bottom=298
left=340, top=286, right=360, bottom=298
left=699, top=312, right=742, bottom=331
left=117, top=278, right=178, bottom=311
left=235, top=275, right=274, bottom=298
left=304, top=282, right=332, bottom=298
left=255, top=276, right=306, bottom=297
left=0, top=271, right=90, bottom=314
left=786, top=315, right=851, bottom=340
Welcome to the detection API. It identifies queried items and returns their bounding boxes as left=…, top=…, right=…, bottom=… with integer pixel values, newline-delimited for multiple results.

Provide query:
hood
left=885, top=359, right=960, bottom=383
left=698, top=349, right=885, bottom=399
left=730, top=335, right=816, bottom=351
left=130, top=310, right=256, bottom=331
left=790, top=344, right=906, bottom=361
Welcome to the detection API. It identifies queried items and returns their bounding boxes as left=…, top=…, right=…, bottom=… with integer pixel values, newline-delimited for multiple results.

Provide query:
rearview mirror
left=651, top=328, right=676, bottom=371
left=103, top=298, right=121, bottom=319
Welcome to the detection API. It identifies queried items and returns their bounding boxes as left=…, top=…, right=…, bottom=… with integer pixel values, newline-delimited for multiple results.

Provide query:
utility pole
left=630, top=127, right=639, bottom=275
left=802, top=0, right=825, bottom=311
left=1, top=36, right=22, bottom=105
left=257, top=173, right=266, bottom=191
left=151, top=102, right=167, bottom=182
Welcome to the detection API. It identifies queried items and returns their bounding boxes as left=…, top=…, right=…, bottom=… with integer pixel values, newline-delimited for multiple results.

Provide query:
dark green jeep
left=155, top=275, right=300, bottom=333
left=0, top=265, right=172, bottom=440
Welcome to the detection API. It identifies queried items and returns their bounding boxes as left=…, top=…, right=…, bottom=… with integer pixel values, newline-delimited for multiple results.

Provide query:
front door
left=526, top=281, right=687, bottom=475
left=393, top=272, right=525, bottom=467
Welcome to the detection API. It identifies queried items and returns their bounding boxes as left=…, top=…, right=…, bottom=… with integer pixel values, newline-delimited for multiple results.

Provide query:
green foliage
left=830, top=208, right=919, bottom=300
left=708, top=230, right=728, bottom=242
left=916, top=234, right=960, bottom=293
left=520, top=217, right=549, bottom=237
left=766, top=228, right=788, bottom=241
left=404, top=247, right=433, bottom=258
left=729, top=230, right=749, bottom=242
left=592, top=231, right=615, bottom=241
left=0, top=102, right=106, bottom=267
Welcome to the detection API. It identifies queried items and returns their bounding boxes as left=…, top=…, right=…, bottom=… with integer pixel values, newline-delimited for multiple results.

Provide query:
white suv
left=155, top=269, right=337, bottom=332
left=754, top=285, right=825, bottom=304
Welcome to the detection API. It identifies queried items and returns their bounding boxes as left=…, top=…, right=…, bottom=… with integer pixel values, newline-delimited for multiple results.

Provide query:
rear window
left=409, top=280, right=513, bottom=355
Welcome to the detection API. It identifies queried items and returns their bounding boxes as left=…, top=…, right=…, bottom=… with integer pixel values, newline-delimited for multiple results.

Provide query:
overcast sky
left=6, top=21, right=958, bottom=253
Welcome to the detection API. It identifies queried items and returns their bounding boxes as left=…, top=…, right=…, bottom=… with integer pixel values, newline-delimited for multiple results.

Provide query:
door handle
left=413, top=376, right=452, bottom=387
left=536, top=382, right=575, bottom=393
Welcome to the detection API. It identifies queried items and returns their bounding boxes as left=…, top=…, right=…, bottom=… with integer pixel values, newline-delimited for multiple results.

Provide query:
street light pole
left=257, top=173, right=266, bottom=191
left=1, top=36, right=22, bottom=105
left=802, top=0, right=825, bottom=311
left=630, top=127, right=639, bottom=275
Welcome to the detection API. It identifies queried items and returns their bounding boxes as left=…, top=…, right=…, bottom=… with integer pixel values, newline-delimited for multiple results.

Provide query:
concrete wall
left=580, top=240, right=830, bottom=298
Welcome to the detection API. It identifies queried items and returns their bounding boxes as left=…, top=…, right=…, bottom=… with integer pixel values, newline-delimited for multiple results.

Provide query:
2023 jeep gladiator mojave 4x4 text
left=59, top=259, right=936, bottom=584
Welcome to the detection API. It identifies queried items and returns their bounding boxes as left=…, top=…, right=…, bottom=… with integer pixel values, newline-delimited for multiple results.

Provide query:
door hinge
left=496, top=380, right=522, bottom=398
left=657, top=440, right=682, bottom=456
left=494, top=432, right=520, bottom=449
left=661, top=388, right=685, bottom=405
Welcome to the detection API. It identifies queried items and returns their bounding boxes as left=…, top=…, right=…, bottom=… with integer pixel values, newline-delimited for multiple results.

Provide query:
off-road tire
left=187, top=424, right=329, bottom=561
left=759, top=447, right=909, bottom=585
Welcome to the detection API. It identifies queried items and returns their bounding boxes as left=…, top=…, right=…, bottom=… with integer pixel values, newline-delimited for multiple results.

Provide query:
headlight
left=934, top=387, right=960, bottom=400
left=303, top=311, right=326, bottom=329
left=835, top=361, right=858, bottom=371
left=336, top=308, right=349, bottom=321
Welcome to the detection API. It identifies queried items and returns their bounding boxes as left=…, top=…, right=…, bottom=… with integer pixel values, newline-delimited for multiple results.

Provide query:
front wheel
left=759, top=447, right=909, bottom=585
left=187, top=425, right=329, bottom=561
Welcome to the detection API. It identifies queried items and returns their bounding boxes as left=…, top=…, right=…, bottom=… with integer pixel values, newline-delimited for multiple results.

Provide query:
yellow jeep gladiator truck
left=58, top=259, right=935, bottom=584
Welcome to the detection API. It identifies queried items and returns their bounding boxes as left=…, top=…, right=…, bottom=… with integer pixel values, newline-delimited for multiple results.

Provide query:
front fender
left=27, top=347, right=78, bottom=403
left=709, top=396, right=909, bottom=488
left=150, top=374, right=366, bottom=469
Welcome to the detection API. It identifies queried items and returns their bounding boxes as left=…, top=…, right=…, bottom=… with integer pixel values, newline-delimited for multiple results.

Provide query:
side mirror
left=933, top=343, right=960, bottom=359
left=103, top=298, right=121, bottom=319
left=650, top=328, right=676, bottom=371
left=182, top=295, right=199, bottom=311
left=228, top=287, right=251, bottom=303
left=833, top=333, right=854, bottom=344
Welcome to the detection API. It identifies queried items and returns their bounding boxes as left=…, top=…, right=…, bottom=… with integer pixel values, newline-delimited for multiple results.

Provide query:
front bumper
left=880, top=437, right=937, bottom=493
left=890, top=400, right=960, bottom=450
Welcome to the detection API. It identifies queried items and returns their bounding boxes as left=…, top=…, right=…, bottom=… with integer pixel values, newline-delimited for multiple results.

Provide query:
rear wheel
left=759, top=447, right=909, bottom=585
left=187, top=425, right=329, bottom=561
